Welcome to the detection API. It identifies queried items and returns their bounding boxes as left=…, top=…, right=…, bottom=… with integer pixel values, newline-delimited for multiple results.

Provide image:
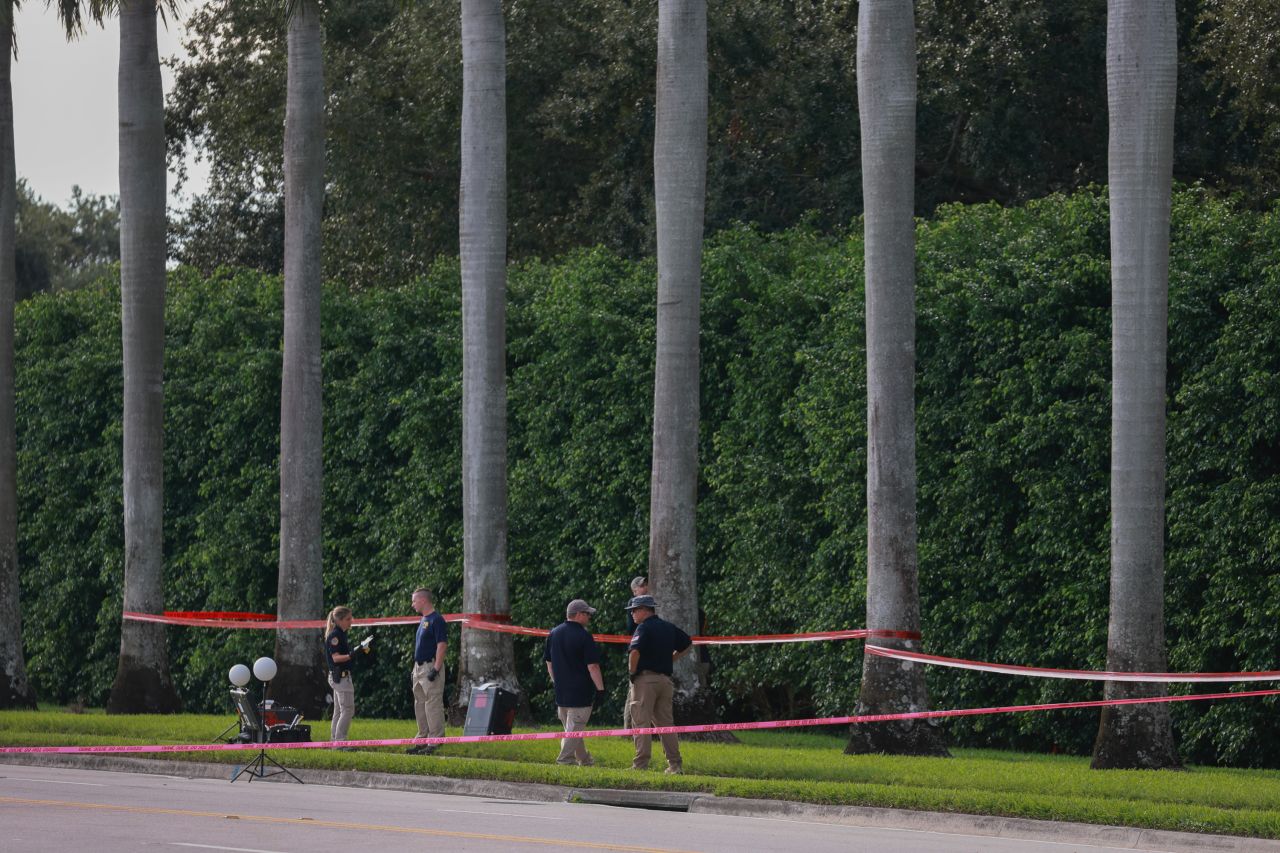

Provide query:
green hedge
left=14, top=187, right=1280, bottom=765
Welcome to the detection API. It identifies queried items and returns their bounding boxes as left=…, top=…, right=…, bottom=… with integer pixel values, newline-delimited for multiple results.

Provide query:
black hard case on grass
left=463, top=683, right=519, bottom=736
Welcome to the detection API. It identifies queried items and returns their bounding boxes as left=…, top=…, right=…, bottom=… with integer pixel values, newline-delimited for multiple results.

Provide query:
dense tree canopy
left=15, top=188, right=1280, bottom=765
left=15, top=182, right=118, bottom=300
left=1194, top=0, right=1280, bottom=194
left=166, top=0, right=1279, bottom=287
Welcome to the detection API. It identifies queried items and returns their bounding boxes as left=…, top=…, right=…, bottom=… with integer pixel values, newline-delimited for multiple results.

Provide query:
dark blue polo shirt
left=325, top=625, right=351, bottom=676
left=544, top=621, right=601, bottom=707
left=414, top=610, right=448, bottom=664
left=628, top=615, right=692, bottom=676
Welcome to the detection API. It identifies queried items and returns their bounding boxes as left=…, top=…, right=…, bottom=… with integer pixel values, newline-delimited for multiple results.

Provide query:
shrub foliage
left=15, top=188, right=1280, bottom=764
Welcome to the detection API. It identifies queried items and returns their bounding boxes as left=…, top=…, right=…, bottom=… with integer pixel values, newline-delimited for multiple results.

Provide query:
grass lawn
left=4, top=708, right=1280, bottom=839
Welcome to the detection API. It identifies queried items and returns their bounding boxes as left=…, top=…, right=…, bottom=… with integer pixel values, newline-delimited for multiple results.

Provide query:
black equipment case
left=463, top=682, right=518, bottom=736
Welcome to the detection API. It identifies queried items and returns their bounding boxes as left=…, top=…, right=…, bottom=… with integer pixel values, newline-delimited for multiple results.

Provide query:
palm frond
left=0, top=1, right=19, bottom=32
left=0, top=1, right=17, bottom=61
left=51, top=0, right=185, bottom=38
left=45, top=0, right=96, bottom=39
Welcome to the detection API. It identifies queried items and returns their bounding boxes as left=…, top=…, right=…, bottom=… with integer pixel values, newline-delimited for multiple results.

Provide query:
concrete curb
left=0, top=753, right=569, bottom=803
left=4, top=753, right=1278, bottom=852
left=689, top=796, right=1280, bottom=853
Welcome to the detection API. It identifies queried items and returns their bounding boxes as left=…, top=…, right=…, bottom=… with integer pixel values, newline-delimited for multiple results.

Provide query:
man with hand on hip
left=408, top=587, right=448, bottom=755
left=544, top=598, right=605, bottom=766
left=626, top=594, right=692, bottom=774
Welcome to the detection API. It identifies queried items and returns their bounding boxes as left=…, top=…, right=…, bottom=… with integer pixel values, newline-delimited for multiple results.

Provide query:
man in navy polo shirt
left=544, top=599, right=605, bottom=766
left=626, top=594, right=692, bottom=773
left=408, top=587, right=448, bottom=755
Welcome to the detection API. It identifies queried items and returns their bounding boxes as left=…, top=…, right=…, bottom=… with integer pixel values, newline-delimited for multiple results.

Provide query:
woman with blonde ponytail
left=323, top=605, right=368, bottom=748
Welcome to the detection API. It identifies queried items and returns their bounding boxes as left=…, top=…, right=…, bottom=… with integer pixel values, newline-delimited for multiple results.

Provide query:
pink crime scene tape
left=122, top=611, right=921, bottom=644
left=2, top=688, right=1276, bottom=756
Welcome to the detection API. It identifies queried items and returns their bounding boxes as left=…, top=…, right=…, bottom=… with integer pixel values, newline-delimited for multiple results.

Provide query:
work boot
left=663, top=764, right=683, bottom=775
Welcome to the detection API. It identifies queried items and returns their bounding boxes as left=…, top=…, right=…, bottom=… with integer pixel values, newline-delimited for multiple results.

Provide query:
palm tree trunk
left=1091, top=0, right=1180, bottom=770
left=649, top=0, right=712, bottom=721
left=845, top=0, right=946, bottom=756
left=108, top=0, right=179, bottom=714
left=273, top=0, right=327, bottom=718
left=0, top=11, right=35, bottom=710
left=456, top=0, right=518, bottom=714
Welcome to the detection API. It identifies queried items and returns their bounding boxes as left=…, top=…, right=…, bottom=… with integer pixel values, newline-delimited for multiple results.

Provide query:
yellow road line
left=0, top=796, right=698, bottom=853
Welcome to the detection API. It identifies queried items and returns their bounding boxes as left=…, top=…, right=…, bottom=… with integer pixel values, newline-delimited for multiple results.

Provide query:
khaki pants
left=555, top=706, right=594, bottom=765
left=328, top=673, right=355, bottom=741
left=411, top=663, right=446, bottom=739
left=628, top=672, right=681, bottom=770
left=622, top=680, right=634, bottom=730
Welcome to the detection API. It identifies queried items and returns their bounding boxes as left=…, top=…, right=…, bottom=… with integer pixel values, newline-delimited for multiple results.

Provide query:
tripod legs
left=230, top=749, right=304, bottom=784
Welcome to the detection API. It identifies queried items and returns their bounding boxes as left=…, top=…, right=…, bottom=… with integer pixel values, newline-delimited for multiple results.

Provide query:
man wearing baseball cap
left=544, top=598, right=605, bottom=766
left=626, top=594, right=692, bottom=773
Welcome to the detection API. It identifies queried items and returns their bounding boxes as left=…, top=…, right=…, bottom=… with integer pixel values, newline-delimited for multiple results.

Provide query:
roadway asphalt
left=4, top=761, right=1276, bottom=853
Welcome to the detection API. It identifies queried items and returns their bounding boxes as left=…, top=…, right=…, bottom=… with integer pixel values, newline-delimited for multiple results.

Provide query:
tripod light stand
left=229, top=656, right=303, bottom=784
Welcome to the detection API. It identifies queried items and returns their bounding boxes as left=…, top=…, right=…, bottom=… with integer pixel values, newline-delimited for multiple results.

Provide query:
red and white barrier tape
left=122, top=611, right=920, bottom=645
left=121, top=612, right=1280, bottom=680
left=2, top=688, right=1276, bottom=756
left=163, top=611, right=276, bottom=621
left=461, top=618, right=920, bottom=646
left=123, top=612, right=509, bottom=631
left=865, top=645, right=1280, bottom=683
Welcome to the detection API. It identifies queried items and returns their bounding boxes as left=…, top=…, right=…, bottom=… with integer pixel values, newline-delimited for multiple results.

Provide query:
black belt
left=636, top=670, right=671, bottom=677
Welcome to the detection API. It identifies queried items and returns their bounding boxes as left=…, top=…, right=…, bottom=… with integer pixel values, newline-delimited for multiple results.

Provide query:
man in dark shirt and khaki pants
left=626, top=594, right=692, bottom=774
left=545, top=599, right=605, bottom=766
left=408, top=587, right=448, bottom=755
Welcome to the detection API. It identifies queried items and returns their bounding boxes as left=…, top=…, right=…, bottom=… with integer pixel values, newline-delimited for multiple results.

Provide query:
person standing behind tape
left=621, top=576, right=648, bottom=732
left=408, top=587, right=448, bottom=755
left=626, top=594, right=692, bottom=774
left=544, top=599, right=605, bottom=766
left=323, top=605, right=369, bottom=749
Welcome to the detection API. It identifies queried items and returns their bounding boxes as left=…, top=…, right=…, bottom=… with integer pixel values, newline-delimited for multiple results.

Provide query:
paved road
left=1, top=763, right=1162, bottom=853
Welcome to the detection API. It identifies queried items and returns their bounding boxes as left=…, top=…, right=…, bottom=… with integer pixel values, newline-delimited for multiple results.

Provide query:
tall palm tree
left=1091, top=0, right=1180, bottom=770
left=272, top=0, right=326, bottom=718
left=0, top=1, right=34, bottom=709
left=845, top=0, right=946, bottom=756
left=648, top=0, right=711, bottom=719
left=456, top=0, right=518, bottom=712
left=107, top=0, right=180, bottom=714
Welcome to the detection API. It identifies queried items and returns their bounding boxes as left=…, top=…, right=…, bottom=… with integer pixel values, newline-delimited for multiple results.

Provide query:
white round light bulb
left=228, top=664, right=252, bottom=687
left=252, top=656, right=278, bottom=682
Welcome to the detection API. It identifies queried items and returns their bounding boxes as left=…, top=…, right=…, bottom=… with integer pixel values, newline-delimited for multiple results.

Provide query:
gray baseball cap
left=624, top=594, right=658, bottom=611
left=566, top=599, right=597, bottom=617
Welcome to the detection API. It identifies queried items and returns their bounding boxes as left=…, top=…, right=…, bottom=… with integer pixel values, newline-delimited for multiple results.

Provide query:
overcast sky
left=12, top=4, right=211, bottom=208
